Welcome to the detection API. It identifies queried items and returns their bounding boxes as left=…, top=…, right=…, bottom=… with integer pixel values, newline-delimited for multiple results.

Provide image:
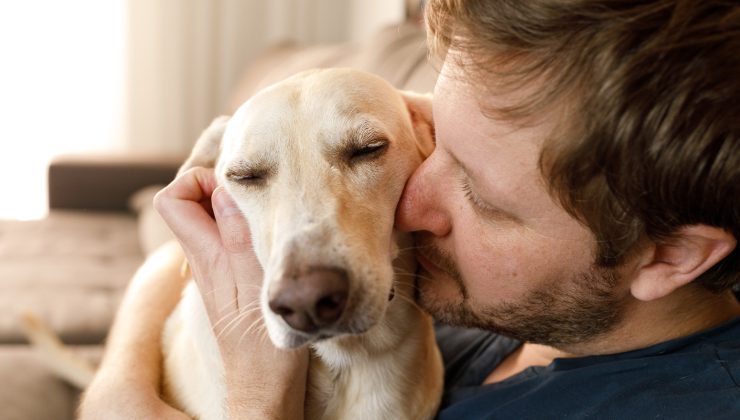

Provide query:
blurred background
left=0, top=0, right=408, bottom=221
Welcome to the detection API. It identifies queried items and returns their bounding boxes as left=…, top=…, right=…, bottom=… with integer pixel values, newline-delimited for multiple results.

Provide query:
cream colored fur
left=162, top=68, right=443, bottom=419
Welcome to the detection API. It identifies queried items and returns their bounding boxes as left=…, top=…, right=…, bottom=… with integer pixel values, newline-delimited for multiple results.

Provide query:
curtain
left=124, top=0, right=404, bottom=156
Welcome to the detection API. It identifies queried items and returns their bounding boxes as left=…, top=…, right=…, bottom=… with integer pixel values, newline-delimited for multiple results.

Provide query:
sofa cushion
left=0, top=211, right=143, bottom=344
left=129, top=184, right=176, bottom=255
left=0, top=345, right=101, bottom=420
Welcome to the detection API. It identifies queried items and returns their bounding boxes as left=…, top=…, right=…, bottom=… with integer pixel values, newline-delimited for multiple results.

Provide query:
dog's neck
left=294, top=232, right=439, bottom=419
left=306, top=283, right=431, bottom=419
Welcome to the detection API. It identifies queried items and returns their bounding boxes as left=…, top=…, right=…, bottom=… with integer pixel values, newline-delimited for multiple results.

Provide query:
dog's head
left=181, top=68, right=434, bottom=348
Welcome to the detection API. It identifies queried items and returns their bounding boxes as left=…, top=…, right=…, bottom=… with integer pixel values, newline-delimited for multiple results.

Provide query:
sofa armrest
left=48, top=154, right=184, bottom=212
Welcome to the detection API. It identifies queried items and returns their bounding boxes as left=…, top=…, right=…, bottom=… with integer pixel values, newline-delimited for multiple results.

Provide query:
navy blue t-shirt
left=435, top=316, right=740, bottom=419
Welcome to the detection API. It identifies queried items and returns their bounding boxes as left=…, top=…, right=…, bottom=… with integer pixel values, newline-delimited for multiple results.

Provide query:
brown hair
left=425, top=0, right=740, bottom=291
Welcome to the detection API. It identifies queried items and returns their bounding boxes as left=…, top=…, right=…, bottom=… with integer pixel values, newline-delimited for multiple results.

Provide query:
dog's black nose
left=268, top=268, right=349, bottom=333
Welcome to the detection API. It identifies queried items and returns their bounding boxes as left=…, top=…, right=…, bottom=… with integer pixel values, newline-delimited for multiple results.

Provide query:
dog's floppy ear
left=177, top=116, right=230, bottom=176
left=400, top=91, right=435, bottom=159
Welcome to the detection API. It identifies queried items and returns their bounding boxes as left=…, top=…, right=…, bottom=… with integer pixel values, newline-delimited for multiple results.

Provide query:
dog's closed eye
left=226, top=163, right=272, bottom=187
left=349, top=139, right=388, bottom=162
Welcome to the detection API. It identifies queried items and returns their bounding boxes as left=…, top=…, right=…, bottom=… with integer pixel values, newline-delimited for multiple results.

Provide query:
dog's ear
left=177, top=116, right=230, bottom=176
left=400, top=91, right=435, bottom=159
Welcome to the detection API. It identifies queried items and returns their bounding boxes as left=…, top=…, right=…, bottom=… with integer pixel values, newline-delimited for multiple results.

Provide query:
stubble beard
left=414, top=236, right=625, bottom=348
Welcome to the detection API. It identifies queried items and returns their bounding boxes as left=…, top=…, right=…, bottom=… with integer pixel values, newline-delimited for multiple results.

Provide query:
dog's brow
left=334, top=122, right=385, bottom=154
left=351, top=120, right=385, bottom=145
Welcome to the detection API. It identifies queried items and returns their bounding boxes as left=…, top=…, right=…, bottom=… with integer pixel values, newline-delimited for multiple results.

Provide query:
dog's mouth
left=279, top=324, right=352, bottom=348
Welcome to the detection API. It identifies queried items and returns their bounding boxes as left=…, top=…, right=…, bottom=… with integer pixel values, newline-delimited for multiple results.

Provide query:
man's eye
left=459, top=175, right=520, bottom=223
left=460, top=179, right=488, bottom=211
left=350, top=141, right=388, bottom=161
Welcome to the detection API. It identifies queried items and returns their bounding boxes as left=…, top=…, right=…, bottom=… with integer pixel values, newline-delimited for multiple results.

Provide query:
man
left=397, top=1, right=740, bottom=417
left=80, top=0, right=739, bottom=418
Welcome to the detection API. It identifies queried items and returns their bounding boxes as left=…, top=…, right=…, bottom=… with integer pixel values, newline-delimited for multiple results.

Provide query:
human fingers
left=212, top=186, right=253, bottom=255
left=211, top=187, right=263, bottom=315
left=80, top=376, right=193, bottom=420
left=154, top=167, right=221, bottom=261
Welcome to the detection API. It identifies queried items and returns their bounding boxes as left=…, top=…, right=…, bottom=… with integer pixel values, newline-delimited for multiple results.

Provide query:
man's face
left=395, top=52, right=627, bottom=347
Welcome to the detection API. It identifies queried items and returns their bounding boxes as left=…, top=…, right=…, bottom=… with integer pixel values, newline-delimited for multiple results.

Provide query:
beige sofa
left=0, top=22, right=435, bottom=420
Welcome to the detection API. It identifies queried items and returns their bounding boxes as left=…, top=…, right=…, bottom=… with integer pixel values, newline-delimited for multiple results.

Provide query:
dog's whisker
left=213, top=302, right=262, bottom=326
left=241, top=316, right=265, bottom=339
left=392, top=271, right=418, bottom=277
left=393, top=270, right=438, bottom=285
left=257, top=327, right=269, bottom=346
left=388, top=289, right=419, bottom=305
left=212, top=308, right=241, bottom=330
left=215, top=311, right=254, bottom=341
left=197, top=283, right=263, bottom=300
left=215, top=296, right=240, bottom=313
left=214, top=321, right=240, bottom=341
left=200, top=285, right=238, bottom=300
left=211, top=297, right=264, bottom=337
left=237, top=316, right=269, bottom=348
left=237, top=306, right=264, bottom=318
left=395, top=244, right=437, bottom=253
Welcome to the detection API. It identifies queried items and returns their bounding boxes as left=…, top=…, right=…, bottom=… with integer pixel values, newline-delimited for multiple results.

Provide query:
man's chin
left=414, top=269, right=477, bottom=326
left=416, top=263, right=625, bottom=347
left=414, top=266, right=507, bottom=330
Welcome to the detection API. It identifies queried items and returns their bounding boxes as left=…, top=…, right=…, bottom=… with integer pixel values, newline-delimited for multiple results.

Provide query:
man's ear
left=177, top=116, right=230, bottom=176
left=400, top=91, right=435, bottom=159
left=630, top=225, right=737, bottom=301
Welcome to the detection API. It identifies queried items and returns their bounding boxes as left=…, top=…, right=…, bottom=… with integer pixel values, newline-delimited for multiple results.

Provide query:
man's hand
left=81, top=374, right=191, bottom=420
left=154, top=167, right=308, bottom=419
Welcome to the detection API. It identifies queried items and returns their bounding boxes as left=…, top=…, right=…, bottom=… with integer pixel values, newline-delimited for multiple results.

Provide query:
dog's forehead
left=316, top=72, right=404, bottom=121
left=224, top=70, right=405, bottom=156
left=266, top=70, right=404, bottom=124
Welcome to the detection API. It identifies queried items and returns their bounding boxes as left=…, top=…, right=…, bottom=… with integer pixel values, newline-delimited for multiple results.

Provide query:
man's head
left=396, top=0, right=739, bottom=349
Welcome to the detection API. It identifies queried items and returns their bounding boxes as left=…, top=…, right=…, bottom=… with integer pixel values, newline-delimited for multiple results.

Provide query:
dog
left=161, top=68, right=443, bottom=419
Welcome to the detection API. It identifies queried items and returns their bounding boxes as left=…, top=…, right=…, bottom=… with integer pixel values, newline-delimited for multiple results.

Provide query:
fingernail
left=213, top=187, right=242, bottom=217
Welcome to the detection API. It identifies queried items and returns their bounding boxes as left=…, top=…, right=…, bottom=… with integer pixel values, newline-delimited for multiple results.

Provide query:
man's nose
left=395, top=153, right=452, bottom=236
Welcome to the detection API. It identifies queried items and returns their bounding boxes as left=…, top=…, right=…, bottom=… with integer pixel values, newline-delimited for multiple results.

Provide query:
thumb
left=212, top=187, right=254, bottom=254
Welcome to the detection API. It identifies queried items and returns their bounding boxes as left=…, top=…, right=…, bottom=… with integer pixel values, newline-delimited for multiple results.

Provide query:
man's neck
left=568, top=287, right=740, bottom=356
left=484, top=288, right=740, bottom=385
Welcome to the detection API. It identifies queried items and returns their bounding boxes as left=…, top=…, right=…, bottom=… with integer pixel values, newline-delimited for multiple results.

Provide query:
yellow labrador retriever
left=162, top=68, right=443, bottom=419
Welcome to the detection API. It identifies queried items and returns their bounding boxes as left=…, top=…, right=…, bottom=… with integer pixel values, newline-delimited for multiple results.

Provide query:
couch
left=0, top=21, right=435, bottom=420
